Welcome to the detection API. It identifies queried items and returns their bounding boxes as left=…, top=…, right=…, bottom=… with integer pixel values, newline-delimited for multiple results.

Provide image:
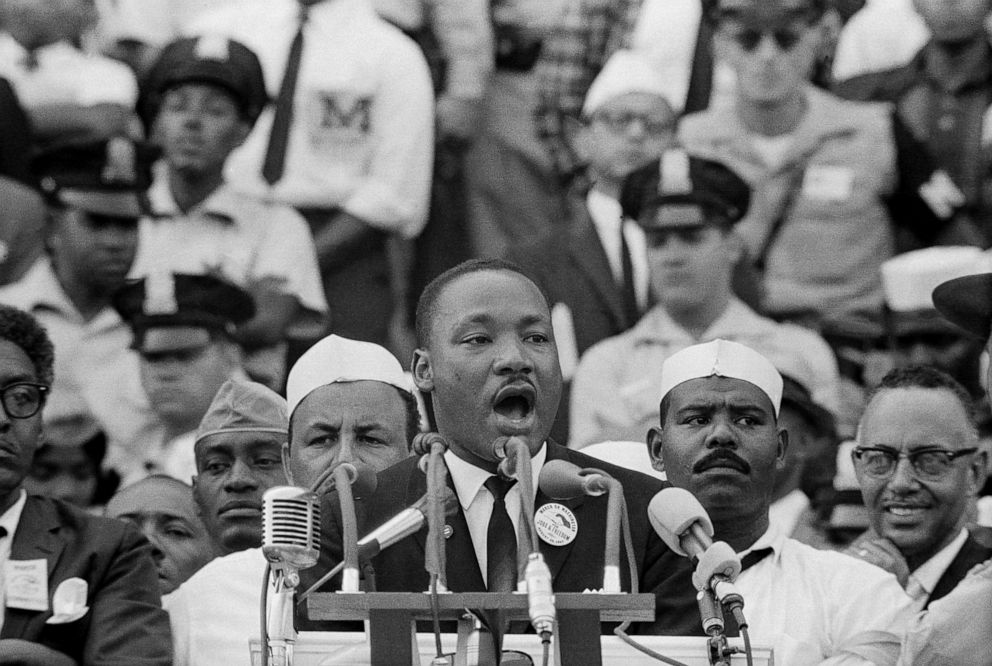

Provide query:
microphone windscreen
left=538, top=459, right=588, bottom=499
left=647, top=487, right=714, bottom=556
left=350, top=463, right=378, bottom=498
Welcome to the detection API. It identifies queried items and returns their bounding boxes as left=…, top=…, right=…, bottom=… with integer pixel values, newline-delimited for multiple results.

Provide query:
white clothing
left=768, top=488, right=811, bottom=538
left=444, top=444, right=546, bottom=586
left=580, top=441, right=665, bottom=480
left=832, top=0, right=929, bottom=81
left=904, top=528, right=969, bottom=611
left=0, top=33, right=136, bottom=108
left=586, top=189, right=649, bottom=312
left=185, top=0, right=434, bottom=237
left=165, top=548, right=268, bottom=666
left=737, top=525, right=913, bottom=666
left=134, top=431, right=197, bottom=487
left=0, top=490, right=27, bottom=633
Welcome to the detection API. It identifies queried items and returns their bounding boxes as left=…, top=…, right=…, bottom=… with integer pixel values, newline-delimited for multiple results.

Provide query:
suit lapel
left=537, top=443, right=585, bottom=584
left=927, top=532, right=992, bottom=607
left=568, top=202, right=628, bottom=329
left=2, top=495, right=64, bottom=639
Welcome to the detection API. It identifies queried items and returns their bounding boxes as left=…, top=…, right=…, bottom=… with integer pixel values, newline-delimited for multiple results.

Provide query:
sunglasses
left=728, top=25, right=808, bottom=52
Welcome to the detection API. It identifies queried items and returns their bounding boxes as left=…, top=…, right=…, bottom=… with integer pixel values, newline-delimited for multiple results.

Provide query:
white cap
left=881, top=246, right=989, bottom=312
left=659, top=339, right=784, bottom=416
left=582, top=49, right=670, bottom=117
left=286, top=334, right=412, bottom=415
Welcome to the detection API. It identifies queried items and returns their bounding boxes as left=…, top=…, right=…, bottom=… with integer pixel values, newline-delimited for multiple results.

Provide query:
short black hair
left=0, top=304, right=55, bottom=385
left=414, top=258, right=550, bottom=347
left=866, top=365, right=977, bottom=432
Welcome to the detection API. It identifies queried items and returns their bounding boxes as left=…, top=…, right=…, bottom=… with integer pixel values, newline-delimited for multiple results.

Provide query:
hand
left=436, top=96, right=482, bottom=145
left=0, top=639, right=78, bottom=666
left=846, top=533, right=910, bottom=588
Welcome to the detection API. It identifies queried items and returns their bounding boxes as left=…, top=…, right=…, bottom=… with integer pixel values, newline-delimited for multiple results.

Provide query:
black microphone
left=357, top=489, right=459, bottom=560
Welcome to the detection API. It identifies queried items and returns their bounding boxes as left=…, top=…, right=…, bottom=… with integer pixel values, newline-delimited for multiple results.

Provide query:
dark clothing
left=927, top=526, right=992, bottom=609
left=0, top=77, right=35, bottom=187
left=1, top=494, right=172, bottom=665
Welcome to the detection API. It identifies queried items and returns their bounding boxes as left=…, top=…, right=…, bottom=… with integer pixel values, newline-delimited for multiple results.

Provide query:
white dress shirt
left=444, top=444, right=547, bottom=585
left=0, top=489, right=28, bottom=633
left=586, top=189, right=649, bottom=312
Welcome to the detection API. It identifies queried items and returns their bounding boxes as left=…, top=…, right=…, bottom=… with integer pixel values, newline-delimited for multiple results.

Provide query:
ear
left=281, top=441, right=294, bottom=486
left=412, top=348, right=434, bottom=392
left=647, top=427, right=665, bottom=474
left=190, top=476, right=205, bottom=517
left=775, top=427, right=790, bottom=473
left=966, top=448, right=989, bottom=496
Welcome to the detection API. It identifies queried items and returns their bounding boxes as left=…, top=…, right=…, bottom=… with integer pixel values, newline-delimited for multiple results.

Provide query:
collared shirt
left=735, top=523, right=913, bottom=666
left=586, top=189, right=649, bottom=311
left=570, top=298, right=840, bottom=448
left=185, top=0, right=434, bottom=236
left=0, top=32, right=137, bottom=108
left=0, top=489, right=28, bottom=633
left=905, top=527, right=969, bottom=611
left=444, top=443, right=547, bottom=585
left=0, top=258, right=162, bottom=477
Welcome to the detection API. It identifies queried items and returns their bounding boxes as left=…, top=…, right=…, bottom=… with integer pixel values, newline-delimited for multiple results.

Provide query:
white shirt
left=904, top=527, right=969, bottom=611
left=444, top=444, right=547, bottom=585
left=586, top=189, right=649, bottom=312
left=0, top=489, right=28, bottom=633
left=185, top=0, right=434, bottom=237
left=0, top=33, right=137, bottom=108
left=735, top=524, right=913, bottom=666
left=832, top=0, right=929, bottom=81
left=165, top=548, right=267, bottom=666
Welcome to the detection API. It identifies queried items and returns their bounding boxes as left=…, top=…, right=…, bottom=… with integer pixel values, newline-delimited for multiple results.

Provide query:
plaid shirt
left=533, top=0, right=643, bottom=181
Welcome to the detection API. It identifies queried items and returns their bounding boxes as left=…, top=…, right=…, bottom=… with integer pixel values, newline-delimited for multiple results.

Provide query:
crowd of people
left=1, top=0, right=992, bottom=664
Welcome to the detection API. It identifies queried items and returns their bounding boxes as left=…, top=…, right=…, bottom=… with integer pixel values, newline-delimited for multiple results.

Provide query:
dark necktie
left=484, top=476, right=518, bottom=593
left=619, top=222, right=640, bottom=327
left=683, top=7, right=714, bottom=114
left=262, top=7, right=308, bottom=185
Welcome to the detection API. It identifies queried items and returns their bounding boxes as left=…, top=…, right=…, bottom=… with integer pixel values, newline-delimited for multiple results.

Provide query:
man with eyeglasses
left=0, top=304, right=171, bottom=665
left=679, top=0, right=965, bottom=330
left=847, top=365, right=992, bottom=610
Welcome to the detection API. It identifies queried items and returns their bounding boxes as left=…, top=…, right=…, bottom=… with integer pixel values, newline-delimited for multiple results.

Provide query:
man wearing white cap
left=163, top=334, right=419, bottom=666
left=513, top=49, right=676, bottom=442
left=646, top=339, right=912, bottom=665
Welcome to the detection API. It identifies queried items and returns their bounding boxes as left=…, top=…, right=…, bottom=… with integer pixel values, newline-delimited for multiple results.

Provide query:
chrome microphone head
left=262, top=486, right=321, bottom=571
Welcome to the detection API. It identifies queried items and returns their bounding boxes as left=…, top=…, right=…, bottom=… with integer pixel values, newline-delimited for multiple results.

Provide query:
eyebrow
left=0, top=373, right=38, bottom=386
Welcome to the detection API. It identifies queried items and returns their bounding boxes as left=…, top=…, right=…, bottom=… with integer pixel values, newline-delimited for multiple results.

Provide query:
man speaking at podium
left=312, top=259, right=668, bottom=619
left=647, top=340, right=913, bottom=665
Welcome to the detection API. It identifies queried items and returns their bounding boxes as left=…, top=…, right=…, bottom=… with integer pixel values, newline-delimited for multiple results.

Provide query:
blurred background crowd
left=1, top=0, right=992, bottom=566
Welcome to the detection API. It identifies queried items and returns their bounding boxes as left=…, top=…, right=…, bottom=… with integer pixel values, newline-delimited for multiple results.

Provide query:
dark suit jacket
left=1, top=494, right=172, bottom=665
left=301, top=442, right=672, bottom=631
left=927, top=526, right=992, bottom=609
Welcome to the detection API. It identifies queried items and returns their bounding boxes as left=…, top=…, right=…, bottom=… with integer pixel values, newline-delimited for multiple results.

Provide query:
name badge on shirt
left=4, top=559, right=48, bottom=611
left=801, top=165, right=854, bottom=202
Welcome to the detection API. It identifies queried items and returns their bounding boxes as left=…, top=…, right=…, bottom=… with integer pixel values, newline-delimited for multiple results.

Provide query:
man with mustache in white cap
left=163, top=334, right=420, bottom=666
left=646, top=339, right=912, bottom=665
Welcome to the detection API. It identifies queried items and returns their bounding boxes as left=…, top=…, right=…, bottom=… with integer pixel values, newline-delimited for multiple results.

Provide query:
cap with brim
left=714, top=0, right=824, bottom=27
left=56, top=189, right=145, bottom=219
left=932, top=273, right=992, bottom=339
left=287, top=334, right=412, bottom=416
left=195, top=377, right=287, bottom=444
left=641, top=192, right=736, bottom=231
left=659, top=339, right=784, bottom=416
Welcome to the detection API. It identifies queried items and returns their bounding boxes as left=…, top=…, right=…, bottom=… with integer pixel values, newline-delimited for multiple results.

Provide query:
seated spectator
left=112, top=272, right=255, bottom=485
left=836, top=0, right=992, bottom=244
left=0, top=140, right=163, bottom=490
left=0, top=0, right=139, bottom=148
left=570, top=157, right=839, bottom=448
left=135, top=35, right=327, bottom=388
left=680, top=0, right=963, bottom=328
left=647, top=340, right=913, bottom=662
left=847, top=366, right=992, bottom=609
left=191, top=378, right=288, bottom=555
left=105, top=475, right=216, bottom=595
left=23, top=411, right=118, bottom=510
left=513, top=50, right=677, bottom=442
left=165, top=334, right=418, bottom=666
left=0, top=304, right=170, bottom=665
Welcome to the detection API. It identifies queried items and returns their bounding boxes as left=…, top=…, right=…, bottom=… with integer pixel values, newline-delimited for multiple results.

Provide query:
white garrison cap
left=582, top=49, right=671, bottom=117
left=286, top=334, right=412, bottom=415
left=881, top=246, right=989, bottom=312
left=659, top=339, right=784, bottom=416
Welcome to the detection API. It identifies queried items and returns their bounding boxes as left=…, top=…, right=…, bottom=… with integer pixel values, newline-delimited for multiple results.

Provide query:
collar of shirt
left=907, top=527, right=969, bottom=603
left=148, top=164, right=238, bottom=224
left=444, top=443, right=547, bottom=512
left=630, top=296, right=762, bottom=347
left=737, top=520, right=786, bottom=567
left=585, top=189, right=649, bottom=310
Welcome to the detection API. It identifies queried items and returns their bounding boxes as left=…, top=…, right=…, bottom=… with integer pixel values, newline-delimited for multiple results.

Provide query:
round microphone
left=262, top=486, right=321, bottom=572
left=412, top=431, right=449, bottom=457
left=647, top=487, right=715, bottom=557
left=538, top=459, right=610, bottom=499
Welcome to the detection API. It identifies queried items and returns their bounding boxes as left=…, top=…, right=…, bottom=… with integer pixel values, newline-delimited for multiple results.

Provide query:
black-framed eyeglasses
left=0, top=382, right=49, bottom=419
left=852, top=446, right=978, bottom=482
left=728, top=26, right=808, bottom=52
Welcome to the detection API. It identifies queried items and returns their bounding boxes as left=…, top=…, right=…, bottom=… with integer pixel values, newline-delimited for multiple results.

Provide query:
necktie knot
left=485, top=476, right=516, bottom=502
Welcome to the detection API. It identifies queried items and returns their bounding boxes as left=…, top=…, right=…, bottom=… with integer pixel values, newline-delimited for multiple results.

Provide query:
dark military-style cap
left=113, top=272, right=256, bottom=352
left=33, top=138, right=157, bottom=219
left=932, top=273, right=992, bottom=340
left=140, top=35, right=268, bottom=127
left=712, top=0, right=826, bottom=26
left=621, top=149, right=751, bottom=230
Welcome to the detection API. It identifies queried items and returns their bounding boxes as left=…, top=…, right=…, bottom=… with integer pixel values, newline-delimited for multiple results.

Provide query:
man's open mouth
left=493, top=384, right=536, bottom=422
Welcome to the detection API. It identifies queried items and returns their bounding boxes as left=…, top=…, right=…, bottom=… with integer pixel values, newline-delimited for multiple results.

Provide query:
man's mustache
left=693, top=449, right=751, bottom=474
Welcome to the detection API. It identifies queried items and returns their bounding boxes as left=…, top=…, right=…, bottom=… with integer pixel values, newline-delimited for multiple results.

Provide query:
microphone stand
left=332, top=463, right=361, bottom=593
left=413, top=432, right=452, bottom=664
left=602, top=478, right=624, bottom=593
